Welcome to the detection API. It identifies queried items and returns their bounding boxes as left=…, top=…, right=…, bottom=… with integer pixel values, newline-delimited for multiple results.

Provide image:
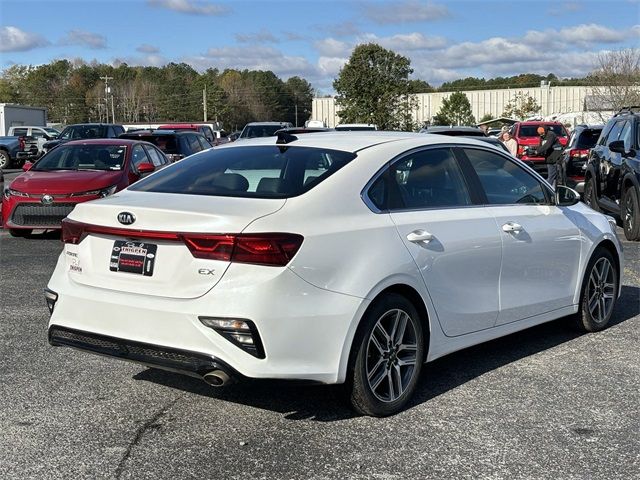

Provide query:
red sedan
left=2, top=139, right=169, bottom=236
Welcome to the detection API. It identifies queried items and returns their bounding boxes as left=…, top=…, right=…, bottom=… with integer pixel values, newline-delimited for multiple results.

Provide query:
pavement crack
left=115, top=394, right=183, bottom=479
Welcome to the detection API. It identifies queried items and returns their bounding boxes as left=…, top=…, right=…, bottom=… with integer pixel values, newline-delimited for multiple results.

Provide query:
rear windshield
left=240, top=125, right=283, bottom=139
left=129, top=146, right=357, bottom=198
left=33, top=144, right=127, bottom=171
left=518, top=125, right=567, bottom=137
left=576, top=129, right=602, bottom=149
left=121, top=135, right=179, bottom=154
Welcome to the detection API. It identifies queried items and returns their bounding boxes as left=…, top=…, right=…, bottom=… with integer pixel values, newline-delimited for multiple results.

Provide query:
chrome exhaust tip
left=203, top=369, right=230, bottom=387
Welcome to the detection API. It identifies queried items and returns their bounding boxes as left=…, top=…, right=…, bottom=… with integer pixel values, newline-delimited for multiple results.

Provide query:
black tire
left=574, top=248, right=618, bottom=332
left=348, top=293, right=425, bottom=417
left=9, top=229, right=32, bottom=237
left=622, top=186, right=640, bottom=241
left=583, top=177, right=600, bottom=212
left=0, top=150, right=11, bottom=170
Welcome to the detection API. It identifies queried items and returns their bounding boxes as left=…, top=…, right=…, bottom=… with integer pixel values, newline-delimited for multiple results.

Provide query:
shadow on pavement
left=134, top=285, right=640, bottom=421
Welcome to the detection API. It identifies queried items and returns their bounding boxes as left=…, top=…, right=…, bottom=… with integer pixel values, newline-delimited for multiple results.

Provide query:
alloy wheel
left=624, top=193, right=635, bottom=232
left=365, top=309, right=418, bottom=403
left=587, top=257, right=616, bottom=324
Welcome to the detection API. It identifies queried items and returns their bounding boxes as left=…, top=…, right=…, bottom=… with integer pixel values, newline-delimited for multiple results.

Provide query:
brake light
left=517, top=145, right=525, bottom=157
left=61, top=219, right=303, bottom=266
left=18, top=136, right=25, bottom=151
left=570, top=149, right=589, bottom=159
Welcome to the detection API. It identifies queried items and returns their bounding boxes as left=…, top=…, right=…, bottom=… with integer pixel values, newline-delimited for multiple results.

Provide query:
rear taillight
left=183, top=233, right=303, bottom=266
left=570, top=149, right=589, bottom=159
left=18, top=136, right=25, bottom=150
left=517, top=145, right=525, bottom=157
left=61, top=219, right=303, bottom=267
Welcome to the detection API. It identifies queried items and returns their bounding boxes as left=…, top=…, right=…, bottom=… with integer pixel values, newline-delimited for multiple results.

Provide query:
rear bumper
left=47, top=257, right=368, bottom=384
left=49, top=325, right=241, bottom=380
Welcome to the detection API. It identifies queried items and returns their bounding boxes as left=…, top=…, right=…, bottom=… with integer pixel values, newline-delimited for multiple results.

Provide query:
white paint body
left=47, top=133, right=624, bottom=384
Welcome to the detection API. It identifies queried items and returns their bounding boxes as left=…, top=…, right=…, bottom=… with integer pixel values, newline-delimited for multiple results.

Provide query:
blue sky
left=1, top=0, right=639, bottom=93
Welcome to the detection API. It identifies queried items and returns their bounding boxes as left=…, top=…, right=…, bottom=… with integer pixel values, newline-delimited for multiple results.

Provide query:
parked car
left=584, top=107, right=640, bottom=240
left=2, top=139, right=169, bottom=236
left=8, top=126, right=61, bottom=158
left=228, top=131, right=241, bottom=142
left=464, top=135, right=512, bottom=154
left=238, top=122, right=293, bottom=140
left=42, top=124, right=125, bottom=154
left=158, top=123, right=216, bottom=144
left=119, top=130, right=212, bottom=161
left=560, top=124, right=603, bottom=194
left=511, top=121, right=569, bottom=176
left=335, top=123, right=378, bottom=131
left=45, top=132, right=622, bottom=416
left=419, top=126, right=486, bottom=136
left=0, top=136, right=29, bottom=169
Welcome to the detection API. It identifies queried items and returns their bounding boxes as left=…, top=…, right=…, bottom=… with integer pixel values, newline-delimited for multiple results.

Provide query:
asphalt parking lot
left=0, top=221, right=638, bottom=479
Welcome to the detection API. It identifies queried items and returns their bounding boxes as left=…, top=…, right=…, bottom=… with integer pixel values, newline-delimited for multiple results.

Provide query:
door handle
left=502, top=222, right=523, bottom=233
left=407, top=230, right=434, bottom=243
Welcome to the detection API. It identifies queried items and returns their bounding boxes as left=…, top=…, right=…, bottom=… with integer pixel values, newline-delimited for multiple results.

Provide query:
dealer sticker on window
left=110, top=240, right=157, bottom=276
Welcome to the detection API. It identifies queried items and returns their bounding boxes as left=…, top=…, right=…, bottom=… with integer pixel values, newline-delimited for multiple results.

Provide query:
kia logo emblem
left=117, top=212, right=136, bottom=225
left=41, top=194, right=54, bottom=205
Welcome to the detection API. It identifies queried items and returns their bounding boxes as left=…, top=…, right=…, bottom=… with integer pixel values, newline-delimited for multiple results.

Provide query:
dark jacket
left=536, top=130, right=563, bottom=164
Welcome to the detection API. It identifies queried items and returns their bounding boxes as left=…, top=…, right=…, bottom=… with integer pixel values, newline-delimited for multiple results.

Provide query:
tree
left=502, top=92, right=541, bottom=120
left=587, top=48, right=640, bottom=114
left=333, top=43, right=414, bottom=130
left=479, top=113, right=494, bottom=123
left=408, top=79, right=433, bottom=93
left=284, top=76, right=314, bottom=126
left=432, top=92, right=476, bottom=126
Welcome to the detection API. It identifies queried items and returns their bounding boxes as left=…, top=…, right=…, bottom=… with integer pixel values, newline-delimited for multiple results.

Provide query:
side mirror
left=608, top=140, right=626, bottom=155
left=137, top=162, right=155, bottom=175
left=22, top=162, right=33, bottom=172
left=556, top=185, right=580, bottom=206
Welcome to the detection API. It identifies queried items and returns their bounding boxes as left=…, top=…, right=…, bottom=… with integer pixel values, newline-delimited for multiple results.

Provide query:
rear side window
left=129, top=146, right=357, bottom=198
left=464, top=148, right=549, bottom=205
left=12, top=128, right=28, bottom=136
left=187, top=134, right=203, bottom=153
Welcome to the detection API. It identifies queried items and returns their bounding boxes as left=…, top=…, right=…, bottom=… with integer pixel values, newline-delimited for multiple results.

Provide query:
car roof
left=215, top=131, right=496, bottom=154
left=65, top=123, right=122, bottom=127
left=121, top=129, right=190, bottom=136
left=517, top=121, right=564, bottom=125
left=63, top=138, right=142, bottom=146
left=244, top=122, right=290, bottom=126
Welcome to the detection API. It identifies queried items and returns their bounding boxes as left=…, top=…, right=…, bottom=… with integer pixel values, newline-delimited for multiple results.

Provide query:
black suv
left=560, top=124, right=603, bottom=193
left=584, top=107, right=640, bottom=240
left=119, top=130, right=212, bottom=162
left=42, top=123, right=125, bottom=153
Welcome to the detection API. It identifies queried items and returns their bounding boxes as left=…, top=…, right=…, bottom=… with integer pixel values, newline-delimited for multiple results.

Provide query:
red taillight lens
left=61, top=220, right=303, bottom=267
left=570, top=149, right=589, bottom=159
left=61, top=218, right=85, bottom=244
left=18, top=136, right=25, bottom=150
left=517, top=145, right=525, bottom=156
left=181, top=234, right=235, bottom=262
left=234, top=234, right=304, bottom=266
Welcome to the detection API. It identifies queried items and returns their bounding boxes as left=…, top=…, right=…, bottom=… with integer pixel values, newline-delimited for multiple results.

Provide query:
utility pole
left=100, top=76, right=113, bottom=123
left=294, top=94, right=298, bottom=127
left=203, top=85, right=208, bottom=121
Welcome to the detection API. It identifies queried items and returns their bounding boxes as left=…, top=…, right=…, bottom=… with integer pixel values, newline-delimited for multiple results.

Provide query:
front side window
left=464, top=148, right=549, bottom=205
left=129, top=146, right=356, bottom=198
left=59, top=125, right=103, bottom=140
left=605, top=120, right=626, bottom=147
left=144, top=145, right=165, bottom=166
left=619, top=121, right=633, bottom=151
left=33, top=145, right=126, bottom=171
left=131, top=145, right=150, bottom=169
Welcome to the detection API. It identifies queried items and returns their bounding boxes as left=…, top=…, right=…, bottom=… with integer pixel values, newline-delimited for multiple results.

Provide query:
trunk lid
left=63, top=191, right=285, bottom=299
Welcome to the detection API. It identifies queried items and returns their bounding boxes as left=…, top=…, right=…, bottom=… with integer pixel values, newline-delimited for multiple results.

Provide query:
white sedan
left=46, top=132, right=623, bottom=416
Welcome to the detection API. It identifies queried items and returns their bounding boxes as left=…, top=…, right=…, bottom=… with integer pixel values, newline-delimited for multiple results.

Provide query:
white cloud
left=136, top=44, right=160, bottom=54
left=524, top=24, right=639, bottom=48
left=358, top=32, right=447, bottom=51
left=364, top=1, right=450, bottom=25
left=112, top=54, right=168, bottom=68
left=235, top=30, right=279, bottom=44
left=314, top=38, right=350, bottom=57
left=317, top=56, right=348, bottom=77
left=147, top=0, right=230, bottom=16
left=0, top=26, right=49, bottom=52
left=548, top=1, right=583, bottom=16
left=191, top=46, right=317, bottom=78
left=59, top=30, right=107, bottom=49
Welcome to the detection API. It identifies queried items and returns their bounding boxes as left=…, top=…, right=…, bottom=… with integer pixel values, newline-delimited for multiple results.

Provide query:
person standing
left=500, top=131, right=518, bottom=156
left=534, top=125, right=563, bottom=188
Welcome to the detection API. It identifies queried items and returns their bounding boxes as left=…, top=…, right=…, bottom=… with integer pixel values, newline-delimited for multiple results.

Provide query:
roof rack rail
left=616, top=106, right=640, bottom=115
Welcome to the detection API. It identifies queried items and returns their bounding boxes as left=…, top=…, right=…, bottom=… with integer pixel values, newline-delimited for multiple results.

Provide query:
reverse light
left=199, top=317, right=265, bottom=358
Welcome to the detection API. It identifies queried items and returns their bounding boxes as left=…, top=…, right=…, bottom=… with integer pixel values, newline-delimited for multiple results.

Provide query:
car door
left=461, top=147, right=582, bottom=325
left=379, top=146, right=502, bottom=337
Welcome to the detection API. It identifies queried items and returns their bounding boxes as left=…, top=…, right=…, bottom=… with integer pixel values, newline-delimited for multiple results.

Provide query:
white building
left=312, top=85, right=614, bottom=128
